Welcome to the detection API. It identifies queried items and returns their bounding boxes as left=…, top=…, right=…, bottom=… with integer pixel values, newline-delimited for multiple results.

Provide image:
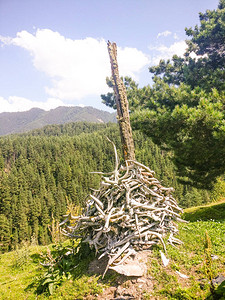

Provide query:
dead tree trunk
left=107, top=41, right=135, bottom=161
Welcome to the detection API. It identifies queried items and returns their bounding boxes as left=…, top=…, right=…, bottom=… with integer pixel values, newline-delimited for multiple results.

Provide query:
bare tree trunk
left=107, top=41, right=135, bottom=161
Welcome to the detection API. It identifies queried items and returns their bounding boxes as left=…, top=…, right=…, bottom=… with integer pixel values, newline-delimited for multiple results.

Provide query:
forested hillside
left=0, top=122, right=220, bottom=253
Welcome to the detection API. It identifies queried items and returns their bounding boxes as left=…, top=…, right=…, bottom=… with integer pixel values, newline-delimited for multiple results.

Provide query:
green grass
left=182, top=200, right=225, bottom=222
left=0, top=201, right=225, bottom=299
left=0, top=243, right=104, bottom=299
left=0, top=244, right=45, bottom=300
left=144, top=200, right=225, bottom=299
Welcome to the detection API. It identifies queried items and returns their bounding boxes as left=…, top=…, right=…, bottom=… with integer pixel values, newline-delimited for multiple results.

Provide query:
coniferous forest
left=0, top=1, right=224, bottom=257
left=0, top=121, right=223, bottom=253
left=0, top=2, right=224, bottom=299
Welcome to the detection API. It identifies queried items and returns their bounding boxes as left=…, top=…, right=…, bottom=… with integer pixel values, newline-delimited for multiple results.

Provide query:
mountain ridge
left=0, top=106, right=116, bottom=135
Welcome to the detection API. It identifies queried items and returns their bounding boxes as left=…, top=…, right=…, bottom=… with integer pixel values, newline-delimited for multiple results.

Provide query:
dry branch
left=107, top=41, right=135, bottom=161
left=60, top=141, right=184, bottom=277
left=60, top=41, right=184, bottom=277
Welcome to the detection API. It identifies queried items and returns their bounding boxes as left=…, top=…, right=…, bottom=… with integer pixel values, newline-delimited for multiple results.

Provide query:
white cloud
left=118, top=46, right=150, bottom=78
left=0, top=29, right=149, bottom=102
left=0, top=35, right=12, bottom=46
left=173, top=33, right=179, bottom=40
left=157, top=30, right=172, bottom=39
left=149, top=40, right=187, bottom=65
left=0, top=96, right=71, bottom=113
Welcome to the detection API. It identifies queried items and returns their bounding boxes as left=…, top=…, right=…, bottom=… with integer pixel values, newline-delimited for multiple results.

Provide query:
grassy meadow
left=0, top=200, right=224, bottom=299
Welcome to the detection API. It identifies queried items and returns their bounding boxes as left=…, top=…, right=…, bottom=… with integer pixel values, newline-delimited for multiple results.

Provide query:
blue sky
left=0, top=0, right=218, bottom=113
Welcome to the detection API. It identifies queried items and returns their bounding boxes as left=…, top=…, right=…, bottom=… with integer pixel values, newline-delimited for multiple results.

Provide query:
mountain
left=0, top=106, right=116, bottom=135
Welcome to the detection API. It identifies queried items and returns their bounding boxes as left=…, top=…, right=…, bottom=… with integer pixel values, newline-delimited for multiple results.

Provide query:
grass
left=145, top=220, right=225, bottom=299
left=0, top=243, right=105, bottom=299
left=144, top=199, right=225, bottom=299
left=182, top=199, right=225, bottom=222
left=0, top=200, right=225, bottom=299
left=0, top=244, right=45, bottom=300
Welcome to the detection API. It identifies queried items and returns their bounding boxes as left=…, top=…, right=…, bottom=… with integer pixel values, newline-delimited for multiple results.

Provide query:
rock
left=137, top=278, right=146, bottom=283
left=109, top=250, right=150, bottom=277
left=115, top=286, right=125, bottom=296
left=212, top=275, right=225, bottom=286
left=211, top=254, right=219, bottom=260
left=109, top=262, right=146, bottom=277
left=115, top=284, right=136, bottom=298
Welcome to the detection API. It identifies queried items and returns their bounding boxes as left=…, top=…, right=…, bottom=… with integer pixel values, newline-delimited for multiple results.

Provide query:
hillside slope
left=0, top=201, right=224, bottom=299
left=0, top=106, right=116, bottom=135
left=1, top=123, right=188, bottom=251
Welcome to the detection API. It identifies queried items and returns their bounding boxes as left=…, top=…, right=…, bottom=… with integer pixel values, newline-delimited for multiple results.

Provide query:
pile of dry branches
left=60, top=141, right=184, bottom=276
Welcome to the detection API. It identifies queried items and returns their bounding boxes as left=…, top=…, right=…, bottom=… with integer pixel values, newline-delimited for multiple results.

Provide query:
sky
left=0, top=0, right=219, bottom=113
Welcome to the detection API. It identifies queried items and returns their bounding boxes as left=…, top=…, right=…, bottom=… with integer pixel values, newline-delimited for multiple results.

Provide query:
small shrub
left=36, top=241, right=95, bottom=295
left=12, top=241, right=30, bottom=269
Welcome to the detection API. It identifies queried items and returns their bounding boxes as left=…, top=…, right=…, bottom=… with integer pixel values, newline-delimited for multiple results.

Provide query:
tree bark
left=107, top=41, right=135, bottom=161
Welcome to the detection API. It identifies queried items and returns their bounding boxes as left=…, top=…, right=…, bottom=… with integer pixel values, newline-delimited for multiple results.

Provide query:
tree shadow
left=182, top=201, right=225, bottom=222
left=30, top=253, right=42, bottom=264
left=205, top=281, right=225, bottom=300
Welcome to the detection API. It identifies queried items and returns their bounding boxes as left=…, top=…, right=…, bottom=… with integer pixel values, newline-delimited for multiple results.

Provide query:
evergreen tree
left=0, top=214, right=11, bottom=252
left=101, top=1, right=225, bottom=189
left=0, top=121, right=218, bottom=251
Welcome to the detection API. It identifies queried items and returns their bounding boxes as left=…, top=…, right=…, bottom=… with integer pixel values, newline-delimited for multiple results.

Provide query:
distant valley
left=0, top=106, right=116, bottom=135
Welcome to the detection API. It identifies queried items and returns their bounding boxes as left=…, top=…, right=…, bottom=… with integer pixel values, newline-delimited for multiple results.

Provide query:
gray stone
left=212, top=274, right=225, bottom=286
left=109, top=250, right=150, bottom=277
left=109, top=262, right=146, bottom=277
left=137, top=278, right=146, bottom=283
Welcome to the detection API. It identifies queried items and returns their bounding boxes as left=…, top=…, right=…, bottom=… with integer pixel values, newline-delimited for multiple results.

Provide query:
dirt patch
left=87, top=250, right=155, bottom=299
left=97, top=277, right=155, bottom=300
left=88, top=254, right=109, bottom=275
left=86, top=249, right=197, bottom=299
left=96, top=275, right=154, bottom=300
left=88, top=250, right=152, bottom=277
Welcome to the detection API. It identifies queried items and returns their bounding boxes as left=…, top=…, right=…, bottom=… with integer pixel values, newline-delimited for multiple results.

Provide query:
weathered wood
left=107, top=41, right=135, bottom=161
left=60, top=42, right=182, bottom=277
left=60, top=141, right=184, bottom=276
